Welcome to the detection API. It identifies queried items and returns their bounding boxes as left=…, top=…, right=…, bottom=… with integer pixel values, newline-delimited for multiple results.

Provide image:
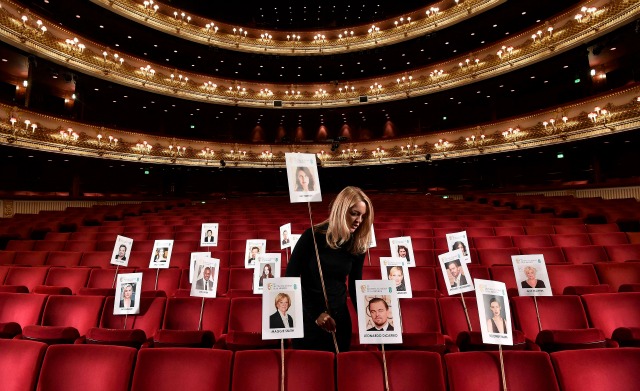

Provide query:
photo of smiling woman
left=119, top=283, right=135, bottom=308
left=294, top=166, right=315, bottom=192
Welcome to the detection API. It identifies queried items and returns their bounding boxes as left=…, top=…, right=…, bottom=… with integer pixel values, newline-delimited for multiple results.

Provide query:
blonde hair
left=274, top=293, right=291, bottom=309
left=316, top=186, right=374, bottom=255
left=524, top=266, right=537, bottom=275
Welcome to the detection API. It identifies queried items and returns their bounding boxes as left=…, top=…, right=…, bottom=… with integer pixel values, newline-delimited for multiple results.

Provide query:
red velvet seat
left=589, top=232, right=629, bottom=245
left=138, top=268, right=182, bottom=297
left=0, top=292, right=48, bottom=338
left=233, top=350, right=333, bottom=391
left=154, top=297, right=230, bottom=348
left=5, top=240, right=35, bottom=251
left=586, top=223, right=620, bottom=233
left=4, top=266, right=49, bottom=292
left=552, top=225, right=587, bottom=234
left=86, top=268, right=135, bottom=289
left=604, top=244, right=640, bottom=262
left=216, top=297, right=278, bottom=351
left=551, top=234, right=591, bottom=247
left=465, top=227, right=495, bottom=237
left=512, top=235, right=553, bottom=248
left=477, top=248, right=520, bottom=266
left=131, top=348, right=232, bottom=391
left=524, top=226, right=555, bottom=235
left=0, top=265, right=9, bottom=283
left=472, top=236, right=513, bottom=249
left=412, top=249, right=437, bottom=267
left=0, top=339, right=47, bottom=391
left=446, top=351, right=560, bottom=391
left=438, top=296, right=481, bottom=343
left=227, top=268, right=254, bottom=295
left=79, top=252, right=112, bottom=268
left=561, top=245, right=608, bottom=264
left=39, top=267, right=91, bottom=295
left=494, top=226, right=525, bottom=236
left=85, top=296, right=166, bottom=348
left=64, top=240, right=97, bottom=252
left=546, top=264, right=605, bottom=295
left=411, top=237, right=434, bottom=250
left=33, top=241, right=65, bottom=251
left=337, top=351, right=446, bottom=391
left=411, top=267, right=440, bottom=297
left=402, top=228, right=433, bottom=238
left=581, top=292, right=640, bottom=347
left=594, top=263, right=640, bottom=292
left=396, top=297, right=454, bottom=353
left=45, top=251, right=82, bottom=267
left=511, top=296, right=608, bottom=352
left=489, top=266, right=519, bottom=297
left=70, top=232, right=98, bottom=241
left=551, top=348, right=640, bottom=391
left=13, top=251, right=49, bottom=266
left=520, top=247, right=566, bottom=264
left=37, top=344, right=136, bottom=391
left=0, top=251, right=16, bottom=265
left=44, top=232, right=71, bottom=241
left=22, top=295, right=104, bottom=344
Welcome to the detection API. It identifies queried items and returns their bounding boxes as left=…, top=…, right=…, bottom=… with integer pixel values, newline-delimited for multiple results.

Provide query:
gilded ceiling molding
left=1, top=87, right=638, bottom=168
left=0, top=0, right=637, bottom=108
left=90, top=0, right=505, bottom=56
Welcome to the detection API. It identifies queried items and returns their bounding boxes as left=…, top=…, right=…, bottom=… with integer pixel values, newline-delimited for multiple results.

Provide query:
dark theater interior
left=0, top=0, right=639, bottom=390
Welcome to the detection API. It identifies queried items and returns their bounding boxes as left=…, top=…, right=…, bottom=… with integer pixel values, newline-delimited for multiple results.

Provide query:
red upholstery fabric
left=337, top=351, right=446, bottom=391
left=535, top=328, right=607, bottom=351
left=86, top=268, right=135, bottom=289
left=520, top=247, right=566, bottom=264
left=45, top=251, right=82, bottom=267
left=0, top=285, right=29, bottom=293
left=79, top=252, right=112, bottom=268
left=611, top=327, right=640, bottom=347
left=456, top=330, right=531, bottom=351
left=489, top=266, right=518, bottom=297
left=594, top=263, right=640, bottom=292
left=85, top=327, right=148, bottom=348
left=138, top=268, right=181, bottom=297
left=34, top=241, right=65, bottom=251
left=78, top=288, right=116, bottom=296
left=221, top=297, right=278, bottom=350
left=410, top=267, right=438, bottom=295
left=152, top=329, right=214, bottom=348
left=438, top=297, right=481, bottom=342
left=581, top=292, right=640, bottom=338
left=446, top=351, right=560, bottom=391
left=396, top=297, right=449, bottom=352
left=546, top=264, right=601, bottom=295
left=477, top=248, right=520, bottom=266
left=3, top=267, right=49, bottom=292
left=589, top=232, right=629, bottom=245
left=100, top=297, right=166, bottom=338
left=42, top=267, right=91, bottom=294
left=64, top=240, right=97, bottom=252
left=551, top=234, right=591, bottom=247
left=32, top=286, right=72, bottom=295
left=0, top=251, right=16, bottom=265
left=233, top=350, right=333, bottom=391
left=22, top=325, right=80, bottom=344
left=13, top=251, right=49, bottom=266
left=132, top=348, right=232, bottom=391
left=5, top=240, right=35, bottom=251
left=562, top=285, right=610, bottom=295
left=0, top=339, right=47, bottom=391
left=551, top=348, right=640, bottom=391
left=603, top=244, right=640, bottom=262
left=228, top=268, right=254, bottom=290
left=0, top=265, right=9, bottom=283
left=464, top=227, right=495, bottom=237
left=512, top=235, right=553, bottom=248
left=473, top=236, right=513, bottom=249
left=38, top=295, right=105, bottom=336
left=36, top=344, right=136, bottom=391
left=586, top=223, right=620, bottom=233
left=162, top=297, right=230, bottom=339
left=553, top=225, right=587, bottom=234
left=561, top=245, right=608, bottom=264
left=493, top=226, right=525, bottom=236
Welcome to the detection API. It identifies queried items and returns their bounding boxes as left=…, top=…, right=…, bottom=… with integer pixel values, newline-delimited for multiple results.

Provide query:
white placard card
left=446, top=231, right=472, bottom=264
left=438, top=249, right=475, bottom=295
left=244, top=239, right=267, bottom=268
left=149, top=240, right=174, bottom=269
left=262, top=277, right=304, bottom=340
left=254, top=253, right=282, bottom=294
left=389, top=236, right=415, bottom=267
left=355, top=279, right=402, bottom=344
left=379, top=257, right=412, bottom=298
left=190, top=257, right=220, bottom=298
left=511, top=254, right=552, bottom=297
left=290, top=234, right=301, bottom=251
left=369, top=224, right=377, bottom=248
left=280, top=223, right=292, bottom=250
left=189, top=252, right=211, bottom=283
left=474, top=278, right=513, bottom=346
left=200, top=223, right=219, bottom=247
left=111, top=235, right=133, bottom=267
left=113, top=272, right=142, bottom=315
left=285, top=153, right=322, bottom=203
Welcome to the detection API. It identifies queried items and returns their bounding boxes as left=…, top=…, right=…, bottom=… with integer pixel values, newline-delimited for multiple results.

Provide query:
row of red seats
left=2, top=241, right=639, bottom=270
left=1, top=261, right=638, bottom=298
left=4, top=341, right=638, bottom=391
left=1, top=293, right=638, bottom=352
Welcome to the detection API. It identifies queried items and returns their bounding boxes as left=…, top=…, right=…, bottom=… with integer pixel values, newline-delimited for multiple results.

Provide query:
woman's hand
left=315, top=312, right=336, bottom=332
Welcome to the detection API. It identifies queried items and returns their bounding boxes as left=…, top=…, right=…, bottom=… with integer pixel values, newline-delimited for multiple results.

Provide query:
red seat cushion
left=22, top=325, right=80, bottom=344
left=535, top=328, right=607, bottom=352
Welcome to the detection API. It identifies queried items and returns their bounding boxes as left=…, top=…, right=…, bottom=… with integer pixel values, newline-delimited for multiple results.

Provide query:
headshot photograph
left=484, top=295, right=508, bottom=335
left=119, top=282, right=136, bottom=308
left=113, top=272, right=142, bottom=315
left=195, top=266, right=215, bottom=291
left=244, top=239, right=266, bottom=268
left=438, top=249, right=475, bottom=296
left=294, top=166, right=315, bottom=192
left=446, top=259, right=467, bottom=287
left=285, top=153, right=322, bottom=203
left=114, top=244, right=127, bottom=261
left=200, top=223, right=219, bottom=247
left=387, top=266, right=406, bottom=292
left=149, top=240, right=174, bottom=269
left=110, top=235, right=133, bottom=267
left=451, top=241, right=468, bottom=257
left=365, top=297, right=394, bottom=332
left=269, top=292, right=294, bottom=329
left=512, top=255, right=552, bottom=297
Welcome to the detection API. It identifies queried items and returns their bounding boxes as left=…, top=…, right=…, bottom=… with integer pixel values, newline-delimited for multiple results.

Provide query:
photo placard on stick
left=355, top=279, right=403, bottom=344
left=369, top=224, right=377, bottom=248
left=149, top=240, right=173, bottom=268
left=200, top=223, right=219, bottom=247
left=290, top=234, right=301, bottom=251
left=280, top=223, right=292, bottom=249
left=285, top=152, right=322, bottom=203
left=446, top=231, right=472, bottom=263
left=389, top=236, right=415, bottom=267
left=189, top=252, right=211, bottom=283
left=190, top=257, right=220, bottom=298
left=512, top=255, right=552, bottom=297
left=244, top=239, right=267, bottom=268
left=254, top=253, right=282, bottom=294
left=474, top=279, right=513, bottom=346
left=438, top=250, right=475, bottom=295
left=379, top=257, right=412, bottom=298
left=262, top=277, right=304, bottom=340
left=113, top=272, right=142, bottom=315
left=111, top=235, right=133, bottom=267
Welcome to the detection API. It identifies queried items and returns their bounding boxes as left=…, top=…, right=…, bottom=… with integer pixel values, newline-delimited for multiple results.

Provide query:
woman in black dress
left=286, top=186, right=374, bottom=352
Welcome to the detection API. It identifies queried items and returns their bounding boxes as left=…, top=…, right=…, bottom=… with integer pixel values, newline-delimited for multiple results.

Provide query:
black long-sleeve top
left=285, top=224, right=364, bottom=319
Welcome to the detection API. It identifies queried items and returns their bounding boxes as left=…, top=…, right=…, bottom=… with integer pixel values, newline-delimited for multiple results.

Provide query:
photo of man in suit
left=203, top=229, right=215, bottom=243
left=269, top=292, right=294, bottom=328
left=114, top=244, right=127, bottom=261
left=281, top=230, right=290, bottom=245
left=195, top=267, right=214, bottom=291
left=447, top=259, right=467, bottom=287
left=366, top=297, right=394, bottom=331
